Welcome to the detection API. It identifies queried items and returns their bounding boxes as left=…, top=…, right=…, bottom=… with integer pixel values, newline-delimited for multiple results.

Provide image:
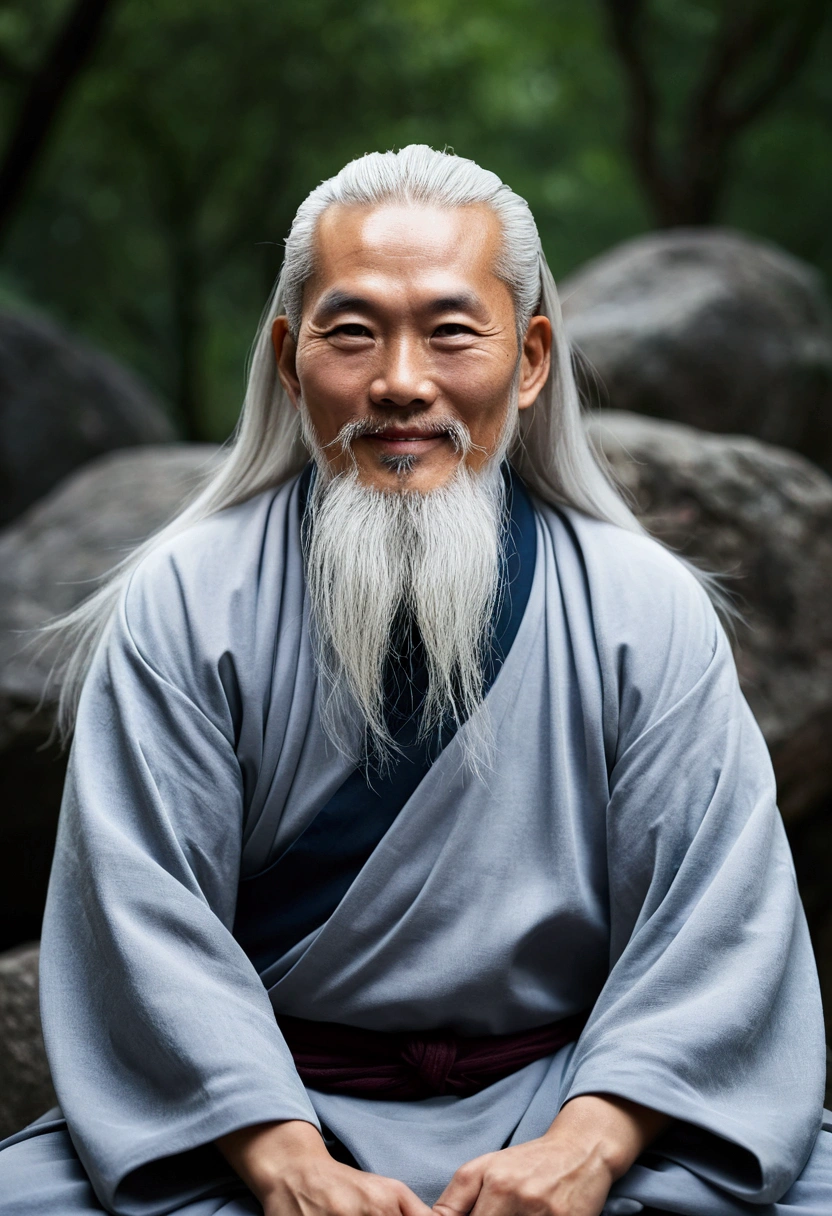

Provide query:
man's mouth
left=362, top=428, right=450, bottom=455
left=329, top=416, right=473, bottom=464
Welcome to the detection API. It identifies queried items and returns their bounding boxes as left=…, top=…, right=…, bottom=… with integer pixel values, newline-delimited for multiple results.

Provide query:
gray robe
left=1, top=472, right=830, bottom=1216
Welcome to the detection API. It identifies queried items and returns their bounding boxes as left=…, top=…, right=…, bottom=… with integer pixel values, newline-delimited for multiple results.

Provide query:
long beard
left=301, top=405, right=517, bottom=771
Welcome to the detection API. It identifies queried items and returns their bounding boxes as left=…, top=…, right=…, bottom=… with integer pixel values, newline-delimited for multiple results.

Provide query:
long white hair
left=47, top=144, right=684, bottom=741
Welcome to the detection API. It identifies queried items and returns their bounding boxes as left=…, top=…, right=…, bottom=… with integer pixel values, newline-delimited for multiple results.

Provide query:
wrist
left=216, top=1118, right=327, bottom=1201
left=541, top=1118, right=626, bottom=1183
left=545, top=1093, right=670, bottom=1181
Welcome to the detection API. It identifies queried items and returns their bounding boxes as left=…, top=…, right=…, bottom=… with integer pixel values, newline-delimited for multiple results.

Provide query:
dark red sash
left=279, top=1011, right=589, bottom=1100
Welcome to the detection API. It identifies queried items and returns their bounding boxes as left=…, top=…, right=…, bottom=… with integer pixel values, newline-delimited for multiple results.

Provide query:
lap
left=771, top=1117, right=832, bottom=1215
left=614, top=1116, right=832, bottom=1215
left=0, top=1121, right=101, bottom=1215
left=0, top=1118, right=261, bottom=1216
left=2, top=1112, right=831, bottom=1216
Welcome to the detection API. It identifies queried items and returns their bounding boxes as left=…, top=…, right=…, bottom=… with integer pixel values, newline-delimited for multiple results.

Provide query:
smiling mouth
left=330, top=416, right=473, bottom=464
left=362, top=430, right=452, bottom=477
left=363, top=429, right=450, bottom=449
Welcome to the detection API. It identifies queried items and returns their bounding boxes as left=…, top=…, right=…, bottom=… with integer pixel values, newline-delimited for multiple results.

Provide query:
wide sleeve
left=559, top=522, right=826, bottom=1207
left=38, top=545, right=319, bottom=1216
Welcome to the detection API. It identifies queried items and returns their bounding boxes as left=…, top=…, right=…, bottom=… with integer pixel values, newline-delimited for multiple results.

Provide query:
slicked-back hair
left=45, top=145, right=705, bottom=739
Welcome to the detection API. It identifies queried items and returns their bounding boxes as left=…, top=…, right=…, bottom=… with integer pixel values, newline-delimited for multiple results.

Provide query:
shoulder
left=130, top=482, right=293, bottom=603
left=535, top=501, right=716, bottom=634
left=550, top=505, right=714, bottom=633
left=125, top=477, right=300, bottom=613
left=118, top=478, right=302, bottom=680
left=535, top=502, right=726, bottom=745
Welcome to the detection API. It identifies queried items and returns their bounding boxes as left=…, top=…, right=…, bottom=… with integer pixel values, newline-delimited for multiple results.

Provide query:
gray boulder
left=563, top=230, right=832, bottom=469
left=0, top=444, right=219, bottom=950
left=0, top=943, right=55, bottom=1140
left=0, top=308, right=175, bottom=525
left=587, top=410, right=832, bottom=825
left=588, top=411, right=832, bottom=1037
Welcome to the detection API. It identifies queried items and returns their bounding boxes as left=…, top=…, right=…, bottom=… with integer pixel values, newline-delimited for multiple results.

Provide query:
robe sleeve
left=559, top=522, right=826, bottom=1206
left=38, top=541, right=319, bottom=1216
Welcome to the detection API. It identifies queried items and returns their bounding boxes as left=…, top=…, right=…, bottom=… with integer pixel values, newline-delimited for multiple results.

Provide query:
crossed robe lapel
left=233, top=466, right=538, bottom=974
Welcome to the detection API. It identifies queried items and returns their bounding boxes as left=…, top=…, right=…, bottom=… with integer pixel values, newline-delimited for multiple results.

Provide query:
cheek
left=440, top=357, right=515, bottom=425
left=297, top=349, right=368, bottom=415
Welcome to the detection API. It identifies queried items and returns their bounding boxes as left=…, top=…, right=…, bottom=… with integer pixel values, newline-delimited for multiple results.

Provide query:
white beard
left=300, top=403, right=517, bottom=770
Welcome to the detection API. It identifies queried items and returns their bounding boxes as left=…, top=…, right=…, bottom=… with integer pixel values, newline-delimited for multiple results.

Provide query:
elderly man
left=0, top=146, right=829, bottom=1216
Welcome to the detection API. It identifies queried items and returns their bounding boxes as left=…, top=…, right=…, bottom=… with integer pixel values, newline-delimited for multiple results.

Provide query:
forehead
left=307, top=202, right=509, bottom=308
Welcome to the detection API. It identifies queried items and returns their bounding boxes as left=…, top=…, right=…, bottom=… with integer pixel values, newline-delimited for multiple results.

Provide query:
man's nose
left=369, top=337, right=437, bottom=408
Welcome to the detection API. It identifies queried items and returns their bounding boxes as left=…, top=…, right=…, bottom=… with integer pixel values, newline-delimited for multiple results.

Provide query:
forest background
left=0, top=0, right=830, bottom=443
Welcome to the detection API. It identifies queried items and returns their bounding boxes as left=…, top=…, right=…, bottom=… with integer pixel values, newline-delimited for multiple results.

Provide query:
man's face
left=273, top=203, right=551, bottom=492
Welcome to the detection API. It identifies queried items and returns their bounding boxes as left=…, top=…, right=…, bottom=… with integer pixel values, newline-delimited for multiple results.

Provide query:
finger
left=433, top=1156, right=489, bottom=1216
left=466, top=1180, right=515, bottom=1216
left=395, top=1181, right=435, bottom=1216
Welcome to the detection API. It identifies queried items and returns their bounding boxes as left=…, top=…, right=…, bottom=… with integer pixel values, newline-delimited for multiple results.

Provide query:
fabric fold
left=0, top=471, right=823, bottom=1215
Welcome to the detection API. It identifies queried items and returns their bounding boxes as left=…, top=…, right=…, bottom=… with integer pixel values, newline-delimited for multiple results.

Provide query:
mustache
left=327, top=416, right=478, bottom=460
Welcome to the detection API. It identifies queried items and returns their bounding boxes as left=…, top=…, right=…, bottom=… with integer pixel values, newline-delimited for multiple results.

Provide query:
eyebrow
left=427, top=292, right=487, bottom=317
left=313, top=287, right=489, bottom=323
left=314, top=290, right=371, bottom=320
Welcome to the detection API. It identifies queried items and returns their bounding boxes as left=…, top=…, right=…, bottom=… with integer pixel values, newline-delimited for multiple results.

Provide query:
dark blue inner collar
left=377, top=463, right=535, bottom=758
left=233, top=463, right=537, bottom=973
left=298, top=460, right=536, bottom=757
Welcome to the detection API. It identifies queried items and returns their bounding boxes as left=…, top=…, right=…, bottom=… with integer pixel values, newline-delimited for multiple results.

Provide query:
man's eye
left=433, top=323, right=472, bottom=337
left=331, top=323, right=371, bottom=338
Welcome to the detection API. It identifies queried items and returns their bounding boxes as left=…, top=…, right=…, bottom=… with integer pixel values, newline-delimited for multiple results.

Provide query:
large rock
left=589, top=411, right=832, bottom=1026
left=0, top=943, right=55, bottom=1139
left=562, top=230, right=832, bottom=470
left=588, top=410, right=832, bottom=825
left=0, top=445, right=219, bottom=949
left=0, top=308, right=176, bottom=525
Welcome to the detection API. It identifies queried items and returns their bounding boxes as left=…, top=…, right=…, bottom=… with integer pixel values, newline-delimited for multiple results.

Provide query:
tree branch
left=670, top=5, right=783, bottom=222
left=603, top=0, right=831, bottom=225
left=690, top=4, right=781, bottom=135
left=723, top=0, right=829, bottom=131
left=0, top=42, right=31, bottom=84
left=599, top=0, right=676, bottom=221
left=0, top=0, right=116, bottom=246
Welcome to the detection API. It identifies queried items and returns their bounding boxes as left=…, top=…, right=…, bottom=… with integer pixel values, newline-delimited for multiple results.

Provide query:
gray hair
left=47, top=144, right=685, bottom=739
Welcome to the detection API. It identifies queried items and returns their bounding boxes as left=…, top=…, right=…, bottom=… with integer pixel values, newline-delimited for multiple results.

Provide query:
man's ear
left=517, top=316, right=552, bottom=411
left=272, top=316, right=301, bottom=409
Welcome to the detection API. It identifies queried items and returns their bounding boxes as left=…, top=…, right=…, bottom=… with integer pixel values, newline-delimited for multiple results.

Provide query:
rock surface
left=0, top=943, right=55, bottom=1140
left=0, top=444, right=219, bottom=949
left=588, top=410, right=832, bottom=825
left=589, top=411, right=832, bottom=1028
left=562, top=229, right=832, bottom=470
left=0, top=308, right=175, bottom=525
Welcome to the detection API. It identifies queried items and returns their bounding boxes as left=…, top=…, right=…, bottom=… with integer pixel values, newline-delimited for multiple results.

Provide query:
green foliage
left=0, top=0, right=829, bottom=438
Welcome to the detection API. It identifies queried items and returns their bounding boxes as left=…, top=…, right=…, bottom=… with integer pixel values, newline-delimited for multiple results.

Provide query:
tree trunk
left=170, top=238, right=204, bottom=442
left=0, top=0, right=116, bottom=246
left=601, top=0, right=829, bottom=229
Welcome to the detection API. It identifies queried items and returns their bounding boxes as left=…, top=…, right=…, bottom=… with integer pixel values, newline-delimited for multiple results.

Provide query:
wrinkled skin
left=272, top=201, right=551, bottom=492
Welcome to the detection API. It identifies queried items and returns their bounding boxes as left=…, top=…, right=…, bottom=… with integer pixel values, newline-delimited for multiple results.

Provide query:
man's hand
left=217, top=1118, right=433, bottom=1216
left=433, top=1095, right=669, bottom=1216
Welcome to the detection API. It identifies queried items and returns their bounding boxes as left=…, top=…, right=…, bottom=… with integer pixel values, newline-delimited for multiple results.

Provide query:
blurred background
left=1, top=0, right=831, bottom=439
left=0, top=0, right=831, bottom=1133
